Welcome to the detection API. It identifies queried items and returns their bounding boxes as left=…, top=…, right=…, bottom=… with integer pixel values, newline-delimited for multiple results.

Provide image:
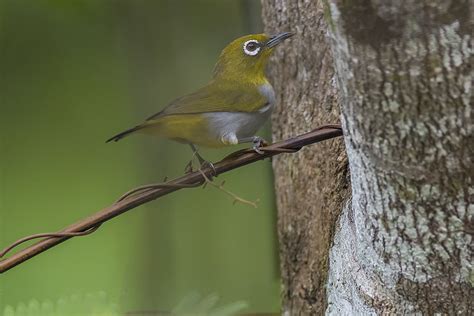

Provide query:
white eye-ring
left=243, top=40, right=261, bottom=56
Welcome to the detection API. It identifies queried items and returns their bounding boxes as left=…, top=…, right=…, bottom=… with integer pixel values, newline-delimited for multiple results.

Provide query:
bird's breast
left=258, top=82, right=276, bottom=107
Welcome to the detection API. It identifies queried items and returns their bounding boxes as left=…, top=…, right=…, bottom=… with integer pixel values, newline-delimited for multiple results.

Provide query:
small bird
left=107, top=32, right=294, bottom=170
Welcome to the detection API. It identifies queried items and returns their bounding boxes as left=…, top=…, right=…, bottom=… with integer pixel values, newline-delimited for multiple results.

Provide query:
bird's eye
left=247, top=42, right=257, bottom=50
left=243, top=40, right=261, bottom=56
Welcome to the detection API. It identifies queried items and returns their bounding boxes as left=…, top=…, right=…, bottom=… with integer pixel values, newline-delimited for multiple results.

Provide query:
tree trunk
left=263, top=0, right=473, bottom=314
left=326, top=0, right=473, bottom=314
left=262, top=1, right=350, bottom=315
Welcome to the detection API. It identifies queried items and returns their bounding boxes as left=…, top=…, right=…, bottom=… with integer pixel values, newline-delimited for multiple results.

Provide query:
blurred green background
left=0, top=0, right=280, bottom=314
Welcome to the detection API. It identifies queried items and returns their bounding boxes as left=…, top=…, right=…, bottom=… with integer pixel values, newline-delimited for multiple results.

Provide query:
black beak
left=265, top=32, right=294, bottom=48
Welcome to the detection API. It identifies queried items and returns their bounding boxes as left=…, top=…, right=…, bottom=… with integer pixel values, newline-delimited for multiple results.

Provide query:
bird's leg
left=184, top=144, right=197, bottom=173
left=184, top=159, right=194, bottom=174
left=238, top=136, right=268, bottom=154
left=187, top=144, right=216, bottom=176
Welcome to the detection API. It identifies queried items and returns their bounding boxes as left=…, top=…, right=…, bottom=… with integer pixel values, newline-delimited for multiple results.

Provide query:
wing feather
left=146, top=81, right=267, bottom=121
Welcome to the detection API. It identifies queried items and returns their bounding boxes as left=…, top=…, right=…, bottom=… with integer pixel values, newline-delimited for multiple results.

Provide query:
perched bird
left=107, top=32, right=293, bottom=169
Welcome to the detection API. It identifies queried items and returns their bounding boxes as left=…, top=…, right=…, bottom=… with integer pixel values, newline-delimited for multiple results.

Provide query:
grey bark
left=263, top=0, right=473, bottom=314
left=326, top=0, right=473, bottom=314
left=262, top=1, right=350, bottom=315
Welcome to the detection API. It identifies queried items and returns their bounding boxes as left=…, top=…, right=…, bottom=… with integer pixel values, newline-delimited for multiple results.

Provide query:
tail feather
left=106, top=125, right=144, bottom=143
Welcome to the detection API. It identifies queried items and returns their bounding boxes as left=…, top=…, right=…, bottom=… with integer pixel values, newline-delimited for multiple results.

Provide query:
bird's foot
left=199, top=160, right=217, bottom=178
left=252, top=136, right=268, bottom=154
left=184, top=149, right=216, bottom=178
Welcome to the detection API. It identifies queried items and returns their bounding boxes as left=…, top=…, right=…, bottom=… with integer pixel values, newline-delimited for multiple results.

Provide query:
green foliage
left=171, top=293, right=248, bottom=316
left=2, top=292, right=118, bottom=316
left=2, top=292, right=247, bottom=316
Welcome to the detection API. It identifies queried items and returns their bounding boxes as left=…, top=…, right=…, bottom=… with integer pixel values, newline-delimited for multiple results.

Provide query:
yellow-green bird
left=107, top=32, right=294, bottom=168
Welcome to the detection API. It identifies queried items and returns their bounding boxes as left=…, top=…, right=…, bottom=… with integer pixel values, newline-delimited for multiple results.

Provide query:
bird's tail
left=106, top=124, right=147, bottom=143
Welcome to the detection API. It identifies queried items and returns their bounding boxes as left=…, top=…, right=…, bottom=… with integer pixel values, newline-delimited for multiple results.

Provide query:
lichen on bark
left=326, top=0, right=473, bottom=314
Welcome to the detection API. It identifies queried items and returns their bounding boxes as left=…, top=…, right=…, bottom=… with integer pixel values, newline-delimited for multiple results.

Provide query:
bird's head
left=213, top=32, right=294, bottom=84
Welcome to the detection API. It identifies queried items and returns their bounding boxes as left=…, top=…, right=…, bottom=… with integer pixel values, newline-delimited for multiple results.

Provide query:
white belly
left=203, top=83, right=275, bottom=145
left=203, top=103, right=273, bottom=145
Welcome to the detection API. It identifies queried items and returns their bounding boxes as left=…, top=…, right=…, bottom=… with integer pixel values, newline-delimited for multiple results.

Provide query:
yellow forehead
left=225, top=33, right=269, bottom=51
left=234, top=33, right=269, bottom=44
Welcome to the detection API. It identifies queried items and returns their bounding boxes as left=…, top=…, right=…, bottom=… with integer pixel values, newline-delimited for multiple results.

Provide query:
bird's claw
left=184, top=159, right=216, bottom=178
left=252, top=137, right=266, bottom=155
left=200, top=160, right=217, bottom=178
left=253, top=144, right=265, bottom=154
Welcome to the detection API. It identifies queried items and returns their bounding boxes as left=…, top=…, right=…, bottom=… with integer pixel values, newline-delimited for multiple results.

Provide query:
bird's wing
left=146, top=82, right=268, bottom=121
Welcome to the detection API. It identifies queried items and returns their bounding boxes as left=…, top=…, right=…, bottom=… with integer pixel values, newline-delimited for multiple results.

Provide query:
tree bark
left=263, top=0, right=472, bottom=314
left=325, top=1, right=473, bottom=314
left=262, top=1, right=350, bottom=315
